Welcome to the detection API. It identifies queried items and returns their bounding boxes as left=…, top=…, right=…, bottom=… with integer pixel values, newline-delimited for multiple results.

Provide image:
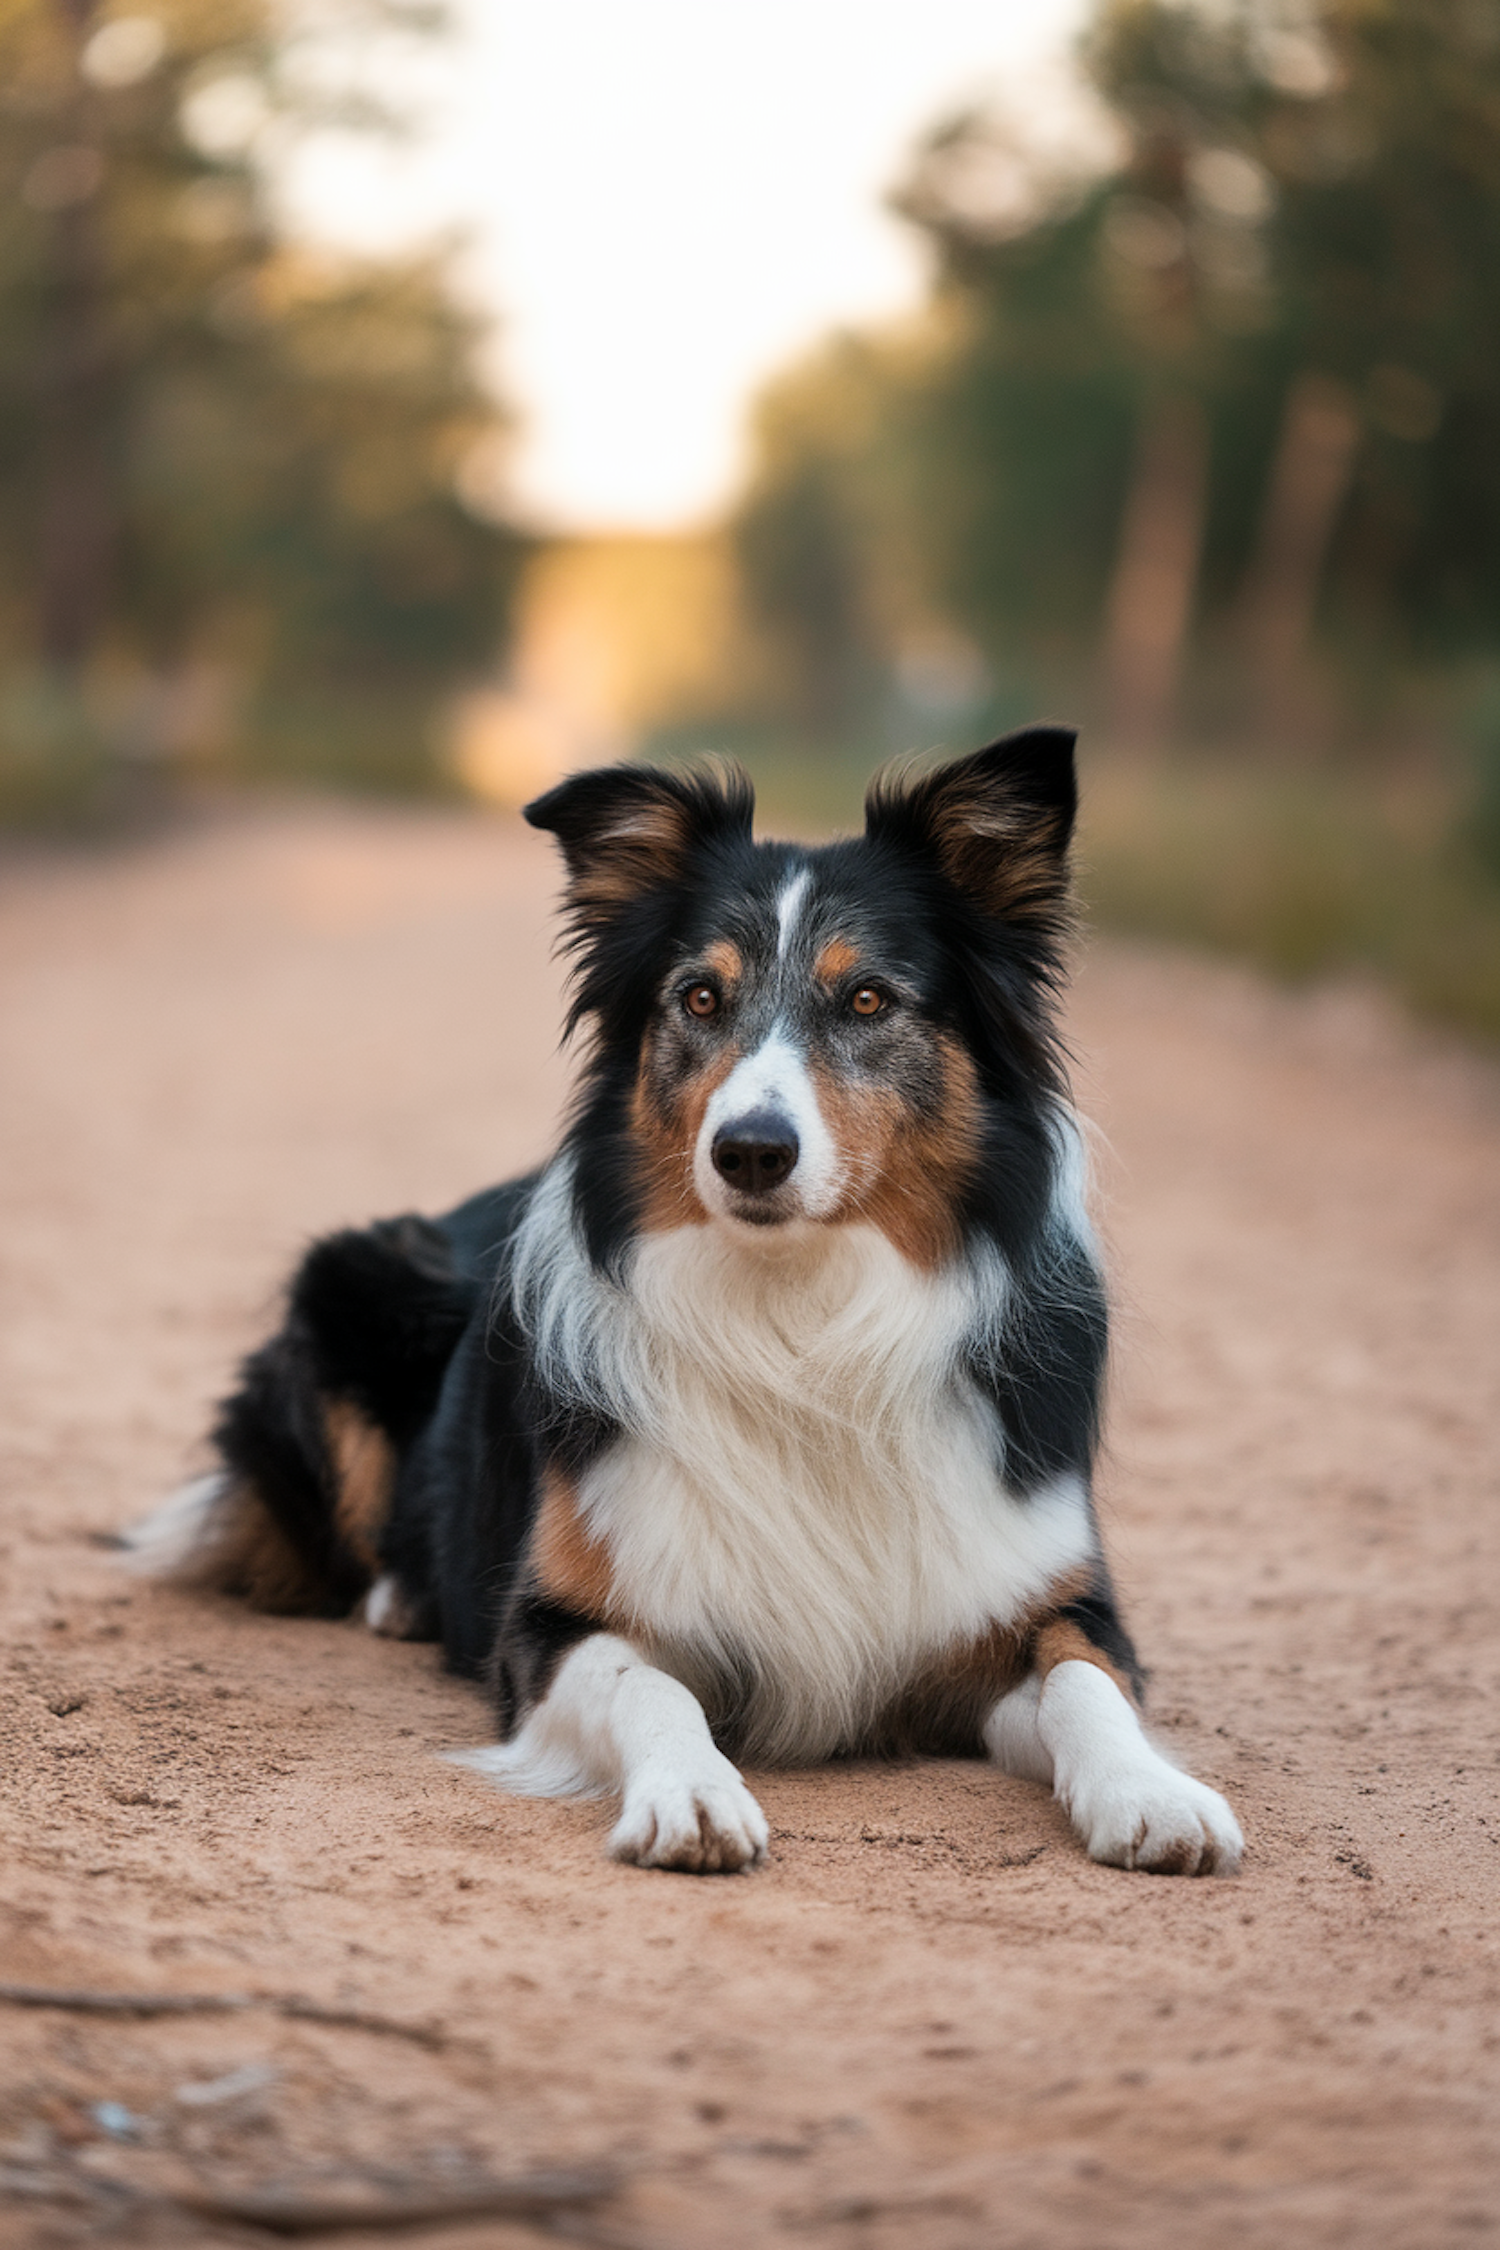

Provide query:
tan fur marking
left=629, top=1044, right=739, bottom=1231
left=927, top=786, right=1074, bottom=933
left=814, top=937, right=860, bottom=986
left=866, top=1567, right=1102, bottom=1753
left=1034, top=1615, right=1136, bottom=1702
left=530, top=1468, right=618, bottom=1620
left=324, top=1398, right=396, bottom=1573
left=171, top=1482, right=323, bottom=1614
left=571, top=802, right=695, bottom=919
left=811, top=1032, right=984, bottom=1269
left=223, top=1503, right=318, bottom=1613
left=873, top=1618, right=1034, bottom=1754
left=702, top=939, right=743, bottom=986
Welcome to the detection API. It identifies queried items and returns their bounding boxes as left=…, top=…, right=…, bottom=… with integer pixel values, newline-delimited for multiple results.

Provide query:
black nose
left=711, top=1111, right=799, bottom=1194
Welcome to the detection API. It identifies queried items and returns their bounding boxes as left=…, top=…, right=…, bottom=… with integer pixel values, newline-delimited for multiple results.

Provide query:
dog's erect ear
left=524, top=762, right=755, bottom=928
left=864, top=726, right=1077, bottom=935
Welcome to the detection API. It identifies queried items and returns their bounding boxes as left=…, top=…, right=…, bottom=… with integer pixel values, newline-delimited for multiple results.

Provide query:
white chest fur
left=517, top=1187, right=1096, bottom=1763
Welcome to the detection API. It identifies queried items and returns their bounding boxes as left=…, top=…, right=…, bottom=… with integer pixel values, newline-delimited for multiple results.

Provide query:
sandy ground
left=1, top=798, right=1498, bottom=2250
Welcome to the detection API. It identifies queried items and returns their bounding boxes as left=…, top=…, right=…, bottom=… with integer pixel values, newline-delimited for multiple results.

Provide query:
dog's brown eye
left=850, top=987, right=884, bottom=1017
left=684, top=984, right=719, bottom=1019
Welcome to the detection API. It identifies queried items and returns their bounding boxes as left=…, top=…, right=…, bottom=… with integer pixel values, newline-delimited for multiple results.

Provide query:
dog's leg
left=984, top=1661, right=1243, bottom=1875
left=462, top=1634, right=770, bottom=1874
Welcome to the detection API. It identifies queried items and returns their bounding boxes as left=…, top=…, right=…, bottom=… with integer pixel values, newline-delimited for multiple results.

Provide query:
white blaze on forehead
left=695, top=1026, right=844, bottom=1220
left=775, top=867, right=811, bottom=960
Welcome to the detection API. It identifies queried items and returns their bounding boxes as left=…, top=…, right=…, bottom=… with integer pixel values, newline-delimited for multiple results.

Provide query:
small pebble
left=175, top=2063, right=278, bottom=2108
left=89, top=2102, right=141, bottom=2141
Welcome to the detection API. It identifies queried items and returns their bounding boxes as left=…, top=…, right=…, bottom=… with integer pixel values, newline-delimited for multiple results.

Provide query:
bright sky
left=283, top=0, right=1096, bottom=531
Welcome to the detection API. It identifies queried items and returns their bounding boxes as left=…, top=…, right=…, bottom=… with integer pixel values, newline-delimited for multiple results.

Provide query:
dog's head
left=525, top=728, right=1078, bottom=1269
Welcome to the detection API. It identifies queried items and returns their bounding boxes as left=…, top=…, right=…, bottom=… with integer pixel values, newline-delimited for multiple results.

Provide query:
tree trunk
left=1234, top=371, right=1360, bottom=703
left=37, top=0, right=114, bottom=677
left=1102, top=393, right=1209, bottom=750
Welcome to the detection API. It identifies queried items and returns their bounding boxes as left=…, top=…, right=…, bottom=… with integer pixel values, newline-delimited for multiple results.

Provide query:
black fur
left=972, top=1235, right=1109, bottom=1494
left=212, top=1217, right=473, bottom=1613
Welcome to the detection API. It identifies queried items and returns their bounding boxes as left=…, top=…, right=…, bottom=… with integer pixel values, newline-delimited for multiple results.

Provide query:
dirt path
left=1, top=800, right=1497, bottom=2250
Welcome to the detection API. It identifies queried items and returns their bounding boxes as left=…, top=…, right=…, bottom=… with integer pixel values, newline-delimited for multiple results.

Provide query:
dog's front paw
left=1072, top=1765, right=1244, bottom=1876
left=610, top=1760, right=769, bottom=1874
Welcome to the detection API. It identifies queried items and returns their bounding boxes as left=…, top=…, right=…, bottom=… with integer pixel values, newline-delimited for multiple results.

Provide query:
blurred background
left=4, top=0, right=1500, bottom=1037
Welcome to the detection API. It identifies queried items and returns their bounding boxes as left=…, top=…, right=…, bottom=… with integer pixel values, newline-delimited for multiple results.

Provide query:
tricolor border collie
left=131, top=728, right=1242, bottom=1876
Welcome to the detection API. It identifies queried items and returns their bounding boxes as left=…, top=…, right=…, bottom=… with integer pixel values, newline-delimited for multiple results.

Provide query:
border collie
left=129, top=728, right=1242, bottom=1876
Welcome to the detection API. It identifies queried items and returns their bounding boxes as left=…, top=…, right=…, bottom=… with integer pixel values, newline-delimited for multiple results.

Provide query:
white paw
left=1070, top=1763, right=1244, bottom=1876
left=609, top=1759, right=770, bottom=1874
left=364, top=1573, right=417, bottom=1638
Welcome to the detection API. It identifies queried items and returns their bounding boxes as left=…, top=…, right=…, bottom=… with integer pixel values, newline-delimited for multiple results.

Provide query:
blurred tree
left=732, top=333, right=902, bottom=730
left=729, top=0, right=1500, bottom=744
left=0, top=0, right=518, bottom=797
left=1089, top=0, right=1500, bottom=655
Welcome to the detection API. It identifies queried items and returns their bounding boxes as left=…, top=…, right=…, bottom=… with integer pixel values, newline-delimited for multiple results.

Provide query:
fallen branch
left=0, top=1983, right=445, bottom=2048
left=170, top=2169, right=620, bottom=2238
left=0, top=1983, right=251, bottom=2018
left=272, top=1998, right=447, bottom=2051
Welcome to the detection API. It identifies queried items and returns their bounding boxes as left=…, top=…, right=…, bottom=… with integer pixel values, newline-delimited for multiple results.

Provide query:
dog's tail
left=122, top=1216, right=476, bottom=1616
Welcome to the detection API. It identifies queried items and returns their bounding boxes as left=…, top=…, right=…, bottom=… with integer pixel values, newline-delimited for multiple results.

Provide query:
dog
left=127, top=726, right=1243, bottom=1876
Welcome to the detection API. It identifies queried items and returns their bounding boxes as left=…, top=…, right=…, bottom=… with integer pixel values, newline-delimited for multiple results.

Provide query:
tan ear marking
left=600, top=805, right=690, bottom=851
left=569, top=798, right=697, bottom=917
left=926, top=786, right=1072, bottom=926
left=863, top=732, right=1077, bottom=934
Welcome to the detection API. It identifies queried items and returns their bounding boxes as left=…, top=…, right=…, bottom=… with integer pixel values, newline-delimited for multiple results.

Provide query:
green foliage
left=234, top=679, right=462, bottom=797
left=885, top=212, right=1139, bottom=663
left=1463, top=672, right=1500, bottom=880
left=1079, top=751, right=1500, bottom=1042
left=0, top=0, right=518, bottom=815
left=729, top=0, right=1500, bottom=728
left=731, top=334, right=907, bottom=729
left=1087, top=0, right=1500, bottom=649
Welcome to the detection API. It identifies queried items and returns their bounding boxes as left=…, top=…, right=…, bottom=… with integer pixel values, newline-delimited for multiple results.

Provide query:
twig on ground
left=170, top=2168, right=620, bottom=2237
left=269, top=1999, right=448, bottom=2050
left=0, top=1983, right=251, bottom=2017
left=0, top=2159, right=627, bottom=2243
left=0, top=1983, right=446, bottom=2049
